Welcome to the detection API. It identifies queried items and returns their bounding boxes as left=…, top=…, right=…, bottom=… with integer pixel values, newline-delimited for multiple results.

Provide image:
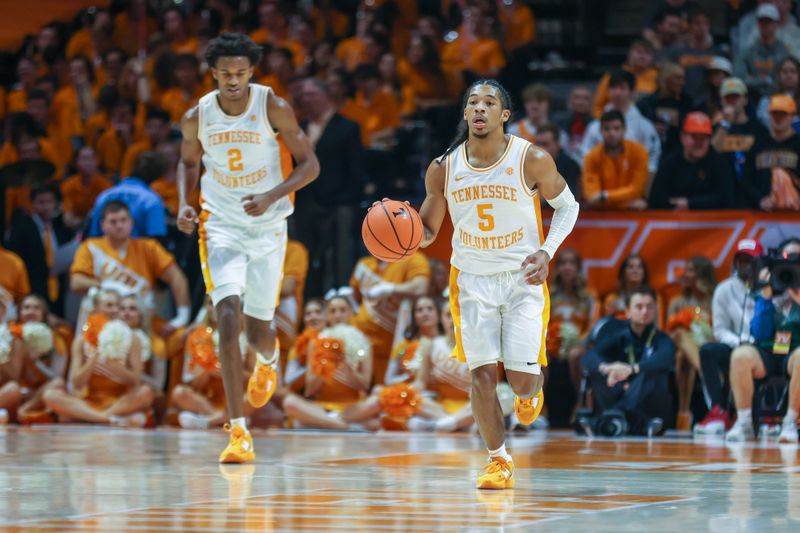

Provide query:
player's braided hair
left=437, top=79, right=512, bottom=164
left=205, top=32, right=263, bottom=68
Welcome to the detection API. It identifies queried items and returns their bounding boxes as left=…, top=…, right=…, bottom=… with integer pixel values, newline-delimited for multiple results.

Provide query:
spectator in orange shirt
left=378, top=53, right=415, bottom=118
left=497, top=0, right=536, bottom=53
left=160, top=54, right=205, bottom=124
left=60, top=147, right=113, bottom=229
left=95, top=98, right=137, bottom=176
left=250, top=1, right=290, bottom=46
left=96, top=48, right=128, bottom=93
left=441, top=5, right=506, bottom=79
left=163, top=6, right=197, bottom=55
left=342, top=64, right=401, bottom=149
left=0, top=113, right=63, bottom=226
left=26, top=89, right=72, bottom=167
left=398, top=34, right=458, bottom=111
left=593, top=39, right=658, bottom=118
left=0, top=246, right=30, bottom=304
left=287, top=13, right=316, bottom=69
left=335, top=8, right=375, bottom=71
left=582, top=110, right=650, bottom=210
left=7, top=58, right=38, bottom=113
left=257, top=47, right=294, bottom=100
left=308, top=40, right=339, bottom=80
left=51, top=55, right=98, bottom=141
left=121, top=108, right=171, bottom=179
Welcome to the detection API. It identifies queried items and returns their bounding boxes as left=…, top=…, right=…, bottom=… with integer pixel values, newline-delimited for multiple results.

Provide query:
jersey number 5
left=477, top=203, right=495, bottom=231
left=227, top=148, right=244, bottom=172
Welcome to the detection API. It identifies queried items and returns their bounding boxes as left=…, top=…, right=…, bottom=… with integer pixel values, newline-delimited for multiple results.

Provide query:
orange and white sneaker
left=219, top=425, right=256, bottom=464
left=476, top=457, right=515, bottom=490
left=514, top=389, right=544, bottom=426
left=247, top=361, right=277, bottom=408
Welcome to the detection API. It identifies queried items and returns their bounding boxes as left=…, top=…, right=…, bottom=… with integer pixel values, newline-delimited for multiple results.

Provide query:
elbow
left=306, top=157, right=321, bottom=183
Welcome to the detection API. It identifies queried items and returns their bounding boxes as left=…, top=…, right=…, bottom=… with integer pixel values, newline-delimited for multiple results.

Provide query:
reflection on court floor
left=1, top=427, right=798, bottom=532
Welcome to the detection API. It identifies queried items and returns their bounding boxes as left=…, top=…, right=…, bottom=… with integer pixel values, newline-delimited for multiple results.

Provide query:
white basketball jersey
left=445, top=135, right=543, bottom=275
left=198, top=84, right=292, bottom=226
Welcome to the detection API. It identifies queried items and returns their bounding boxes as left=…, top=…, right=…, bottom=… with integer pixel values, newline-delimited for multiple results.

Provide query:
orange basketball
left=362, top=199, right=423, bottom=262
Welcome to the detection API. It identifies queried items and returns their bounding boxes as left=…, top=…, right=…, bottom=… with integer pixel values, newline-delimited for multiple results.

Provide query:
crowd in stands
left=0, top=0, right=799, bottom=440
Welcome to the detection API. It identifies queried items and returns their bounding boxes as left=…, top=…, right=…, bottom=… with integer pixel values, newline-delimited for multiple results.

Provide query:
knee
left=471, top=365, right=497, bottom=394
left=47, top=377, right=66, bottom=391
left=730, top=346, right=756, bottom=370
left=171, top=384, right=190, bottom=404
left=42, top=388, right=63, bottom=409
left=137, top=384, right=155, bottom=405
left=282, top=394, right=300, bottom=416
left=216, top=299, right=240, bottom=331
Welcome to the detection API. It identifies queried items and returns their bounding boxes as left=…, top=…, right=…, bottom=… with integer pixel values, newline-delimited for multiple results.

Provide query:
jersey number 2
left=477, top=203, right=495, bottom=231
left=227, top=148, right=243, bottom=172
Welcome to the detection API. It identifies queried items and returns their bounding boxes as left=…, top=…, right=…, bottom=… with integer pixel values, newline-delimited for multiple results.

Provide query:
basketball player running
left=177, top=33, right=320, bottom=463
left=418, top=80, right=579, bottom=489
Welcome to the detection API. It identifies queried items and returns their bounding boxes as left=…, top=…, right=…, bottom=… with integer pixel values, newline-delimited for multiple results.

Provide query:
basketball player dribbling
left=418, top=80, right=579, bottom=489
left=177, top=33, right=320, bottom=463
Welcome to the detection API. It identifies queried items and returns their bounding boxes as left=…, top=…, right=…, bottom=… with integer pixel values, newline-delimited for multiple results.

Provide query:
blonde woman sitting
left=43, top=289, right=153, bottom=427
left=0, top=295, right=69, bottom=424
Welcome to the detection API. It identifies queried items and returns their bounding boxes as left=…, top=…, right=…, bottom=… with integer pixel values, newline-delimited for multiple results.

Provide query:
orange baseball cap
left=769, top=94, right=798, bottom=114
left=683, top=112, right=712, bottom=135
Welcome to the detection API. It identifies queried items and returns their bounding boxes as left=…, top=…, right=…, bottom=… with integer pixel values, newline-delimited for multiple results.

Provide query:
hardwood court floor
left=1, top=426, right=799, bottom=532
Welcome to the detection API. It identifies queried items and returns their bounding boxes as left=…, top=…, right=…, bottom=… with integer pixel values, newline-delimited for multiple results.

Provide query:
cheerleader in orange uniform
left=171, top=297, right=256, bottom=429
left=666, top=257, right=716, bottom=430
left=0, top=295, right=68, bottom=424
left=281, top=295, right=374, bottom=430
left=42, top=289, right=153, bottom=427
left=120, top=295, right=168, bottom=421
left=284, top=298, right=326, bottom=394
left=0, top=299, right=25, bottom=424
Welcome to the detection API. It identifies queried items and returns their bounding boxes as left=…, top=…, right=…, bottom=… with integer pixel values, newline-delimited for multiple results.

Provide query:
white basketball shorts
left=449, top=266, right=549, bottom=374
left=199, top=210, right=287, bottom=321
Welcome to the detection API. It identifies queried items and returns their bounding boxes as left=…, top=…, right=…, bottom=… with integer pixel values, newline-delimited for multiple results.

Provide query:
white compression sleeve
left=540, top=186, right=579, bottom=260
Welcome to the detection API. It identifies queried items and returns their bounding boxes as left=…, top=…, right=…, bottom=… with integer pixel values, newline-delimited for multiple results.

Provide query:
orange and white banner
left=425, top=210, right=800, bottom=296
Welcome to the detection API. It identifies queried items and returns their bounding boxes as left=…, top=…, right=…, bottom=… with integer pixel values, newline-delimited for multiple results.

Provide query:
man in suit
left=295, top=77, right=367, bottom=297
left=6, top=184, right=76, bottom=315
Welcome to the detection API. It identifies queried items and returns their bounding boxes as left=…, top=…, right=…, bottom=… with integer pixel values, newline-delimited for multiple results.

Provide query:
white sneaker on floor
left=111, top=412, right=147, bottom=428
left=778, top=422, right=799, bottom=444
left=179, top=411, right=211, bottom=429
left=0, top=408, right=8, bottom=424
left=725, top=421, right=754, bottom=442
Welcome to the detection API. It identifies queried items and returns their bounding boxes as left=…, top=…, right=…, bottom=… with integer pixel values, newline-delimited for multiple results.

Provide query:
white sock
left=256, top=346, right=278, bottom=366
left=0, top=408, right=8, bottom=424
left=737, top=409, right=752, bottom=426
left=784, top=408, right=798, bottom=426
left=488, top=443, right=512, bottom=463
left=231, top=417, right=248, bottom=431
left=407, top=417, right=436, bottom=432
left=434, top=416, right=458, bottom=432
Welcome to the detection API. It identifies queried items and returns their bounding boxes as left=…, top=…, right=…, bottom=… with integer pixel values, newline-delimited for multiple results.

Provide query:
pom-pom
left=319, top=324, right=371, bottom=368
left=293, top=327, right=319, bottom=365
left=82, top=313, right=110, bottom=347
left=399, top=340, right=422, bottom=374
left=378, top=383, right=421, bottom=418
left=310, top=337, right=344, bottom=382
left=22, top=322, right=54, bottom=357
left=0, top=323, right=12, bottom=365
left=136, top=330, right=151, bottom=363
left=187, top=327, right=218, bottom=372
left=97, top=320, right=133, bottom=361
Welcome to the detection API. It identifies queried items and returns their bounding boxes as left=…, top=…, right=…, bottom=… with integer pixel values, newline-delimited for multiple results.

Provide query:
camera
left=758, top=250, right=800, bottom=295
